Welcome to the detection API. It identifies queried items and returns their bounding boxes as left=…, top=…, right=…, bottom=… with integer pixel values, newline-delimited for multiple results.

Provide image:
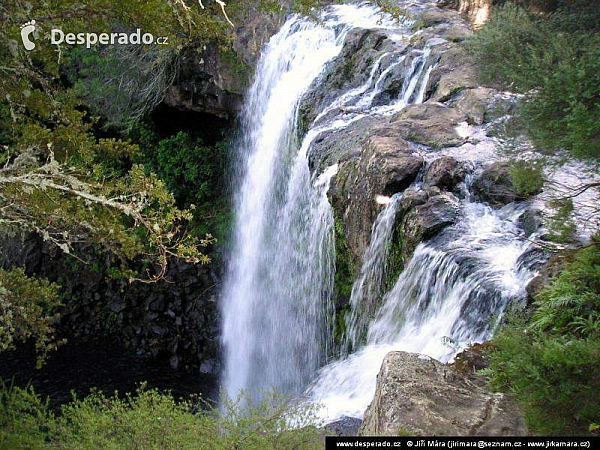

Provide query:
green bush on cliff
left=486, top=242, right=600, bottom=434
left=0, top=268, right=63, bottom=368
left=468, top=2, right=600, bottom=159
left=0, top=385, right=324, bottom=449
left=132, top=126, right=232, bottom=244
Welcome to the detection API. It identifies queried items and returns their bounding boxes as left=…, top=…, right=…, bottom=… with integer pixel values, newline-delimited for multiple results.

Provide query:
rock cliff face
left=446, top=0, right=492, bottom=29
left=360, top=351, right=527, bottom=436
left=0, top=233, right=220, bottom=374
left=164, top=8, right=284, bottom=119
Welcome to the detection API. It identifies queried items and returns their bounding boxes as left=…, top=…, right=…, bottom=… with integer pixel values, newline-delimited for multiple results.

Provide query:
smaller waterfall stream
left=346, top=194, right=402, bottom=351
left=306, top=190, right=539, bottom=420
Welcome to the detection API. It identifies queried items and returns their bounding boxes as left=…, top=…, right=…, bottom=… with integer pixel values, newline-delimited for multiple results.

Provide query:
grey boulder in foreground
left=360, top=351, right=527, bottom=436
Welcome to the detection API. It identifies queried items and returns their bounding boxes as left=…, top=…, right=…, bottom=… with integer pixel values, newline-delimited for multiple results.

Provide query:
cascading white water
left=306, top=195, right=538, bottom=420
left=220, top=0, right=595, bottom=425
left=345, top=194, right=402, bottom=351
left=221, top=2, right=433, bottom=402
left=220, top=15, right=340, bottom=401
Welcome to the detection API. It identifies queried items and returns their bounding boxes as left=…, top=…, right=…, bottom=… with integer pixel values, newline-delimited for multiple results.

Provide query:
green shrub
left=150, top=132, right=218, bottom=209
left=486, top=242, right=600, bottom=434
left=0, top=268, right=63, bottom=368
left=0, top=384, right=51, bottom=449
left=509, top=160, right=545, bottom=197
left=486, top=325, right=600, bottom=434
left=0, top=385, right=325, bottom=449
left=532, top=243, right=600, bottom=336
left=468, top=2, right=600, bottom=159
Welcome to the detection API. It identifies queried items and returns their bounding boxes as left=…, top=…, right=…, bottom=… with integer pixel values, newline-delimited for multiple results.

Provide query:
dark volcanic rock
left=453, top=342, right=493, bottom=373
left=164, top=5, right=282, bottom=119
left=0, top=233, right=221, bottom=374
left=472, top=163, right=517, bottom=207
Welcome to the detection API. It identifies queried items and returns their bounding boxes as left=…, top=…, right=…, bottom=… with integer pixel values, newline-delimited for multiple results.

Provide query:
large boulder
left=385, top=103, right=467, bottom=148
left=454, top=87, right=495, bottom=125
left=399, top=191, right=461, bottom=262
left=423, top=156, right=466, bottom=191
left=424, top=46, right=478, bottom=103
left=329, top=136, right=423, bottom=261
left=472, top=162, right=540, bottom=208
left=360, top=351, right=527, bottom=436
left=472, top=162, right=517, bottom=207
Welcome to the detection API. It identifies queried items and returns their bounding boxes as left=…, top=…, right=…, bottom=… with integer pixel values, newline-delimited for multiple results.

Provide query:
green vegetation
left=0, top=384, right=325, bottom=449
left=546, top=199, right=577, bottom=244
left=133, top=126, right=232, bottom=245
left=468, top=1, right=600, bottom=159
left=333, top=212, right=355, bottom=304
left=508, top=160, right=545, bottom=198
left=485, top=241, right=600, bottom=434
left=0, top=268, right=62, bottom=368
left=0, top=0, right=231, bottom=284
left=66, top=46, right=175, bottom=133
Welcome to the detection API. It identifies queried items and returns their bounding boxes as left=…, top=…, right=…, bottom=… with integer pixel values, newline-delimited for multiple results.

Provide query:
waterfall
left=306, top=197, right=538, bottom=420
left=220, top=14, right=341, bottom=401
left=221, top=2, right=432, bottom=402
left=345, top=194, right=402, bottom=351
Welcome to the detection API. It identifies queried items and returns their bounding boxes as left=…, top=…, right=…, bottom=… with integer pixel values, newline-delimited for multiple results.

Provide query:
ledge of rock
left=164, top=7, right=283, bottom=119
left=472, top=162, right=541, bottom=208
left=329, top=135, right=423, bottom=261
left=386, top=103, right=467, bottom=149
left=360, top=351, right=527, bottom=436
left=423, top=156, right=467, bottom=191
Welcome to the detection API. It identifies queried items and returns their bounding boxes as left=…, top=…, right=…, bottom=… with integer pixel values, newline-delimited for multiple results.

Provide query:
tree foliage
left=468, top=1, right=600, bottom=159
left=0, top=268, right=62, bottom=367
left=0, top=0, right=229, bottom=281
left=485, top=241, right=600, bottom=434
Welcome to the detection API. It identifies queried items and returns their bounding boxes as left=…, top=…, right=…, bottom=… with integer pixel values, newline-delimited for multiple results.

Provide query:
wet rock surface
left=398, top=191, right=461, bottom=263
left=360, top=351, right=527, bottom=436
left=423, top=156, right=467, bottom=191
left=329, top=135, right=423, bottom=261
left=325, top=416, right=363, bottom=436
left=472, top=162, right=540, bottom=208
left=386, top=103, right=467, bottom=148
left=308, top=2, right=505, bottom=266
